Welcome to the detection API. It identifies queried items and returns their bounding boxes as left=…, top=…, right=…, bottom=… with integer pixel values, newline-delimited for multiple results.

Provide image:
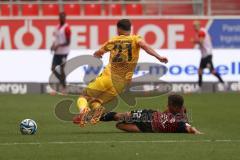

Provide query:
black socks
left=100, top=112, right=117, bottom=121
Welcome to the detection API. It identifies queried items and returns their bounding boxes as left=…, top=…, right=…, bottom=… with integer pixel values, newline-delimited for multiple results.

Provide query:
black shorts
left=130, top=109, right=156, bottom=132
left=199, top=55, right=214, bottom=71
left=52, top=54, right=67, bottom=66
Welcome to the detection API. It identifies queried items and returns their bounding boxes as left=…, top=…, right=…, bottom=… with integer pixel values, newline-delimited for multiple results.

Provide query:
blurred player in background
left=74, top=19, right=168, bottom=127
left=192, top=20, right=224, bottom=89
left=50, top=12, right=71, bottom=94
left=100, top=94, right=202, bottom=134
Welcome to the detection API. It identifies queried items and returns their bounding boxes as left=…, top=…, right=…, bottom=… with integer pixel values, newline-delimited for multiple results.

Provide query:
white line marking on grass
left=1, top=140, right=240, bottom=146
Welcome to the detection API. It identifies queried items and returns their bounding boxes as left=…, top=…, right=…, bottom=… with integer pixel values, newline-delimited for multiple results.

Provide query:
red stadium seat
left=22, top=4, right=39, bottom=16
left=161, top=4, right=193, bottom=15
left=84, top=4, right=101, bottom=15
left=211, top=0, right=240, bottom=15
left=0, top=4, right=19, bottom=16
left=64, top=4, right=81, bottom=16
left=13, top=4, right=19, bottom=16
left=145, top=4, right=159, bottom=15
left=42, top=4, right=59, bottom=16
left=105, top=4, right=122, bottom=15
left=126, top=4, right=143, bottom=15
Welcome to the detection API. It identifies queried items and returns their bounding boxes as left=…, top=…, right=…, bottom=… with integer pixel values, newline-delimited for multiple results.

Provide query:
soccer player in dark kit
left=100, top=94, right=202, bottom=134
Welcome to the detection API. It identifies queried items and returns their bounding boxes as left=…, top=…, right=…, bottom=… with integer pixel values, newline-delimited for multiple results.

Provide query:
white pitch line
left=1, top=140, right=240, bottom=146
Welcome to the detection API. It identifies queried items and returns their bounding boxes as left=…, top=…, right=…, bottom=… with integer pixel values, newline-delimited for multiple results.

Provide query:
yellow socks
left=91, top=101, right=102, bottom=110
left=90, top=101, right=104, bottom=124
left=77, top=97, right=88, bottom=112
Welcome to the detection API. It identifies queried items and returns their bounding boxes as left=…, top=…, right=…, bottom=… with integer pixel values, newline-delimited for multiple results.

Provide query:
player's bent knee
left=198, top=69, right=203, bottom=75
left=211, top=70, right=216, bottom=74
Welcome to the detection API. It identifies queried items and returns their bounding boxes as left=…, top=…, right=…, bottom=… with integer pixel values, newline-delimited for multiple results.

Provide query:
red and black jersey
left=151, top=108, right=188, bottom=133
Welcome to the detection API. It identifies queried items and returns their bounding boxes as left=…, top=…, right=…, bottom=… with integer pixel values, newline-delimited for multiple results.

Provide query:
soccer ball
left=20, top=119, right=37, bottom=135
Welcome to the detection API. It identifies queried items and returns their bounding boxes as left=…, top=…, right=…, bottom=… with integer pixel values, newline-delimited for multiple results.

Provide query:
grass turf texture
left=0, top=93, right=239, bottom=160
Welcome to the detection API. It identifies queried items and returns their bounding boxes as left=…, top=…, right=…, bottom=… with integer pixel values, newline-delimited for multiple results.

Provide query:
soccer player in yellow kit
left=74, top=19, right=168, bottom=127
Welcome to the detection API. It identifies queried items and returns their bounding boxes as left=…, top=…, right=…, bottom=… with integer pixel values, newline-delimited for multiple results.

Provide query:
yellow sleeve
left=100, top=39, right=115, bottom=52
left=134, top=35, right=142, bottom=44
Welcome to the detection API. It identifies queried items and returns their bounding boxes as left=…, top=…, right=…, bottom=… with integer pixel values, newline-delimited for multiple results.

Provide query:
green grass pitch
left=0, top=93, right=240, bottom=160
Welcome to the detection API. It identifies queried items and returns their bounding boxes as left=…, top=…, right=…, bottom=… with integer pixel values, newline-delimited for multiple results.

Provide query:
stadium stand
left=161, top=1, right=194, bottom=15
left=63, top=4, right=81, bottom=16
left=84, top=4, right=102, bottom=15
left=42, top=4, right=59, bottom=15
left=0, top=4, right=19, bottom=16
left=105, top=4, right=122, bottom=16
left=125, top=4, right=143, bottom=15
left=0, top=0, right=239, bottom=16
left=210, top=0, right=240, bottom=15
left=22, top=4, right=39, bottom=16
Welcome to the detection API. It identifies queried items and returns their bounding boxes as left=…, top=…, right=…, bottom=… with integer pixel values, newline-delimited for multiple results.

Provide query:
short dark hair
left=168, top=94, right=184, bottom=108
left=117, top=19, right=131, bottom=31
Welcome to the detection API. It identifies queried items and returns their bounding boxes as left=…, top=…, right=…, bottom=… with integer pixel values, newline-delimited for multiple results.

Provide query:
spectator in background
left=192, top=20, right=225, bottom=90
left=51, top=12, right=71, bottom=94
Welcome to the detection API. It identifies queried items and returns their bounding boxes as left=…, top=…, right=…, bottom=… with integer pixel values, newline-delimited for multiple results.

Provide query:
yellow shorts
left=83, top=74, right=126, bottom=104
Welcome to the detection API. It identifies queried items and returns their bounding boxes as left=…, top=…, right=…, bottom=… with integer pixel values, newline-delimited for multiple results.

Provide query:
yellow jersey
left=101, top=34, right=142, bottom=81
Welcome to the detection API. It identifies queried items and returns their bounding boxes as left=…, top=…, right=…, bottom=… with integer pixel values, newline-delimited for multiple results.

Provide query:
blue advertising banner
left=209, top=19, right=240, bottom=48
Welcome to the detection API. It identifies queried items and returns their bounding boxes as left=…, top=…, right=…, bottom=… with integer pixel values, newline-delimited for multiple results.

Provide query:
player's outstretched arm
left=93, top=48, right=107, bottom=59
left=138, top=40, right=168, bottom=64
left=185, top=123, right=203, bottom=134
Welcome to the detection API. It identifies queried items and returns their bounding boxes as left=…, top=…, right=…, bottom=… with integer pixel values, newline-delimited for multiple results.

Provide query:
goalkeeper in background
left=74, top=19, right=168, bottom=127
